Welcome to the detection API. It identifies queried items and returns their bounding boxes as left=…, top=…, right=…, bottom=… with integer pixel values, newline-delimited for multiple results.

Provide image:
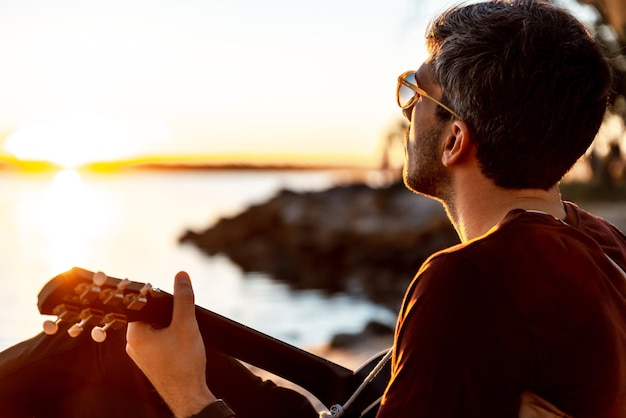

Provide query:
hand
left=126, top=271, right=216, bottom=418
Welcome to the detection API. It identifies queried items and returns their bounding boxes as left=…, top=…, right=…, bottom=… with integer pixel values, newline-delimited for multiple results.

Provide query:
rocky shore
left=179, top=178, right=626, bottom=353
left=180, top=180, right=460, bottom=313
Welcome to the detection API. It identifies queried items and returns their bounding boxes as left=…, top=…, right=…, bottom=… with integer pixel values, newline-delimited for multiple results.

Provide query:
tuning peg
left=92, top=271, right=107, bottom=287
left=68, top=321, right=88, bottom=337
left=68, top=317, right=91, bottom=337
left=100, top=278, right=132, bottom=306
left=90, top=322, right=112, bottom=342
left=118, top=278, right=131, bottom=290
left=125, top=283, right=152, bottom=310
left=67, top=309, right=100, bottom=338
left=42, top=304, right=79, bottom=335
left=75, top=282, right=101, bottom=304
left=43, top=319, right=60, bottom=335
left=90, top=314, right=127, bottom=343
left=138, top=282, right=152, bottom=297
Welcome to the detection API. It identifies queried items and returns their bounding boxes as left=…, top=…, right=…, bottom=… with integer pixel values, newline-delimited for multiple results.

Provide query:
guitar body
left=36, top=267, right=391, bottom=417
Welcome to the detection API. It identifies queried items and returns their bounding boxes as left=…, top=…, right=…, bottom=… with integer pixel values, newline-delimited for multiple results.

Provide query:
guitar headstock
left=38, top=267, right=173, bottom=343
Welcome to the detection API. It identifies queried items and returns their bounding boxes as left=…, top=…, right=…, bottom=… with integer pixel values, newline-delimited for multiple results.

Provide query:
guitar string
left=328, top=348, right=392, bottom=417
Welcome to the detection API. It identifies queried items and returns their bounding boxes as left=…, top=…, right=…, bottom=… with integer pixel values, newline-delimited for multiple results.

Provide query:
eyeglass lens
left=398, top=72, right=418, bottom=108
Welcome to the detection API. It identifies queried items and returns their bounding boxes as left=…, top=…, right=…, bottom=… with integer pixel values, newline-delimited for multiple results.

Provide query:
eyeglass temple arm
left=399, top=78, right=461, bottom=120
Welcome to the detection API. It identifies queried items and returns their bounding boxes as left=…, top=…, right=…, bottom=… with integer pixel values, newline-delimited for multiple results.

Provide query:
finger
left=171, top=271, right=196, bottom=327
left=126, top=320, right=153, bottom=349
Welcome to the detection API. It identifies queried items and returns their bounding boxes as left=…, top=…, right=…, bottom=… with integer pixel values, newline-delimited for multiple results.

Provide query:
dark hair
left=426, top=0, right=613, bottom=189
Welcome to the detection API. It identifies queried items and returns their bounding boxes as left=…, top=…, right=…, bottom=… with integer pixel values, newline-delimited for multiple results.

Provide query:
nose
left=402, top=106, right=413, bottom=122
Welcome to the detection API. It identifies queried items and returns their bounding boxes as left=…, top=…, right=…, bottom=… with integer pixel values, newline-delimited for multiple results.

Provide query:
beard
left=403, top=125, right=452, bottom=202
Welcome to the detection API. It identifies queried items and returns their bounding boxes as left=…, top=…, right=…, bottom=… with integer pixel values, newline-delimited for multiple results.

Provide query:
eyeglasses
left=396, top=70, right=462, bottom=120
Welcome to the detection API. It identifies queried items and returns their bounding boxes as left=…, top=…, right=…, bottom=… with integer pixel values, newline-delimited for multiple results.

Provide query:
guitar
left=37, top=267, right=391, bottom=418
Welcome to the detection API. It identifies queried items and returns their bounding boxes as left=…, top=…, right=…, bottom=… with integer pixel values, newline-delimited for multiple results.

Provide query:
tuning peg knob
left=125, top=283, right=152, bottom=310
left=43, top=319, right=60, bottom=335
left=118, top=278, right=131, bottom=290
left=42, top=304, right=79, bottom=335
left=67, top=309, right=99, bottom=338
left=91, top=325, right=110, bottom=343
left=90, top=313, right=127, bottom=343
left=68, top=322, right=85, bottom=338
left=92, top=271, right=107, bottom=287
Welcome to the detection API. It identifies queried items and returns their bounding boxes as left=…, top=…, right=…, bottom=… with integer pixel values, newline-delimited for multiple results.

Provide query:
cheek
left=403, top=125, right=411, bottom=151
left=404, top=125, right=414, bottom=159
left=404, top=130, right=420, bottom=169
left=408, top=106, right=427, bottom=137
left=406, top=116, right=420, bottom=149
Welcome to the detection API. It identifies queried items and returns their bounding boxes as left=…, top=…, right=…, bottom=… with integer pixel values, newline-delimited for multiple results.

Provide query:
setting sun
left=3, top=110, right=170, bottom=168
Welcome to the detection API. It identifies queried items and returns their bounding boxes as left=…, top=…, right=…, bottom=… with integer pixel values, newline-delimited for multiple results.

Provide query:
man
left=127, top=0, right=626, bottom=417
left=1, top=1, right=624, bottom=417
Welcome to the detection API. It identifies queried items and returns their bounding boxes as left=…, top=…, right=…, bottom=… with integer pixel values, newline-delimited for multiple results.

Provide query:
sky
left=0, top=0, right=595, bottom=168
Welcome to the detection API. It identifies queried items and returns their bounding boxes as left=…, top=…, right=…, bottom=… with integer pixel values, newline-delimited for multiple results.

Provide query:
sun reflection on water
left=28, top=169, right=120, bottom=273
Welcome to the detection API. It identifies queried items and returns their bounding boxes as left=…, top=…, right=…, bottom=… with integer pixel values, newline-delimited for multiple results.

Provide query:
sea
left=0, top=168, right=397, bottom=352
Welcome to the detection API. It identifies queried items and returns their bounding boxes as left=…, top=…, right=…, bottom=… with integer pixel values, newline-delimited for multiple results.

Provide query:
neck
left=443, top=181, right=565, bottom=242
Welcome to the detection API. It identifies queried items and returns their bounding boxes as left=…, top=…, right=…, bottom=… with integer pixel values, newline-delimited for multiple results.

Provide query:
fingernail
left=175, top=271, right=191, bottom=284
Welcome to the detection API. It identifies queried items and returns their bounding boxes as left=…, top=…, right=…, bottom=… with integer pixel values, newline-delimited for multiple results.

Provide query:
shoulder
left=400, top=207, right=614, bottom=323
left=424, top=205, right=625, bottom=278
left=397, top=227, right=526, bottom=334
left=408, top=209, right=560, bottom=290
left=563, top=201, right=626, bottom=265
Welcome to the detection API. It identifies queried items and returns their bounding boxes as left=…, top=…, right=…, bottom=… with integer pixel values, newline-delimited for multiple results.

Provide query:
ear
left=441, top=120, right=473, bottom=167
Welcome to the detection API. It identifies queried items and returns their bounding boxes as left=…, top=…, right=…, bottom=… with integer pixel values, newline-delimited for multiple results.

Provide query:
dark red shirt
left=377, top=202, right=626, bottom=418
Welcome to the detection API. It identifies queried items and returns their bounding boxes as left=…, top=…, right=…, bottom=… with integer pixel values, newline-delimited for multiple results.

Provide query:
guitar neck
left=38, top=267, right=358, bottom=407
left=148, top=288, right=357, bottom=406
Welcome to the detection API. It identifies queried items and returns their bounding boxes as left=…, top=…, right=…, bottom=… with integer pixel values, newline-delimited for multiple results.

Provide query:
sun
left=3, top=110, right=169, bottom=169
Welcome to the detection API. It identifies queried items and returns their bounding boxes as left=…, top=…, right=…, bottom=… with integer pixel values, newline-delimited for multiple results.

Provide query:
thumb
left=171, top=271, right=196, bottom=326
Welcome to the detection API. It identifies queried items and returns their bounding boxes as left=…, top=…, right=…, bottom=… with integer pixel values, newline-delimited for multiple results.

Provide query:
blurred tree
left=569, top=0, right=626, bottom=186
left=379, top=118, right=407, bottom=176
left=579, top=0, right=626, bottom=44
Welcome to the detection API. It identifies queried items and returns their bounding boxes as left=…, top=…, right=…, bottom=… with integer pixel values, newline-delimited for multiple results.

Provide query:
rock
left=180, top=180, right=459, bottom=311
left=329, top=320, right=395, bottom=349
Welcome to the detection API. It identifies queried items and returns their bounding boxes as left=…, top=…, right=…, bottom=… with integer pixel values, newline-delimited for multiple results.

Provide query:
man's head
left=421, top=0, right=612, bottom=190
